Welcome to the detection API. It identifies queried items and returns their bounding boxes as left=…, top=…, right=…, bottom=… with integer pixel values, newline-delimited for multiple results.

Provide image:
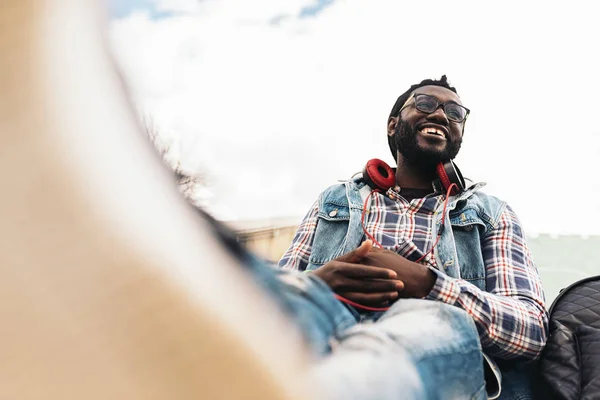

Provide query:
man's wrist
left=418, top=266, right=437, bottom=298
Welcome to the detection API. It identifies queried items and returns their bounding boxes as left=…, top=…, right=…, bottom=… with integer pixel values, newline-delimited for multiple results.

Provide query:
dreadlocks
left=387, top=75, right=458, bottom=160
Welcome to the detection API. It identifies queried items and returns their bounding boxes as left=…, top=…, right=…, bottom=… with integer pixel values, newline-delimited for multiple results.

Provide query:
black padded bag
left=540, top=276, right=600, bottom=399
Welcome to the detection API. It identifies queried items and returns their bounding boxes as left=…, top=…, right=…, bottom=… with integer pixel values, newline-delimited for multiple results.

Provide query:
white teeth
left=421, top=127, right=444, bottom=137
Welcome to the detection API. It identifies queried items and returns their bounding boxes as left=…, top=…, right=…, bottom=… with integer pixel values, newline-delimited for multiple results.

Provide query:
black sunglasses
left=399, top=93, right=470, bottom=123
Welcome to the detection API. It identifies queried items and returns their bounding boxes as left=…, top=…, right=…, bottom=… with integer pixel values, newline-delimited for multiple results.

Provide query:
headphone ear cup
left=436, top=161, right=466, bottom=195
left=363, top=159, right=395, bottom=191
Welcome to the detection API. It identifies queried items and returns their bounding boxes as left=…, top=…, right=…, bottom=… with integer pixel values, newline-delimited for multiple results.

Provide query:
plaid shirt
left=279, top=186, right=548, bottom=360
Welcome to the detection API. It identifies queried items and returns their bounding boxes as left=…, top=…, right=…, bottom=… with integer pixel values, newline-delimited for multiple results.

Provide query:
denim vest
left=305, top=176, right=506, bottom=288
left=305, top=176, right=526, bottom=399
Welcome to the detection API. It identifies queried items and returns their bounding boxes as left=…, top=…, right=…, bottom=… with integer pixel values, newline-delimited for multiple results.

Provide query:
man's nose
left=426, top=106, right=449, bottom=124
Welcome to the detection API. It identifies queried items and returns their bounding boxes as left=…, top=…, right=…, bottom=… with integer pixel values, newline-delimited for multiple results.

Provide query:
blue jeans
left=310, top=298, right=487, bottom=400
left=246, top=255, right=486, bottom=399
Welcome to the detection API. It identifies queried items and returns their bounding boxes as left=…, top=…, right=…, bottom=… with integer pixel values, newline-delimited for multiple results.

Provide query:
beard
left=393, top=119, right=462, bottom=170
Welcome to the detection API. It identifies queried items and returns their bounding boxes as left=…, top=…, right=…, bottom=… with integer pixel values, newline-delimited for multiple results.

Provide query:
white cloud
left=153, top=0, right=202, bottom=13
left=109, top=0, right=600, bottom=233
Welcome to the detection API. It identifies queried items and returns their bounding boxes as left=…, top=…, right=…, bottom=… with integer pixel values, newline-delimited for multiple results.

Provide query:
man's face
left=388, top=85, right=465, bottom=169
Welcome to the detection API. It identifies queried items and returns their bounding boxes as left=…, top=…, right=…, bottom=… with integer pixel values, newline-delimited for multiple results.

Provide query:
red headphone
left=362, top=158, right=466, bottom=195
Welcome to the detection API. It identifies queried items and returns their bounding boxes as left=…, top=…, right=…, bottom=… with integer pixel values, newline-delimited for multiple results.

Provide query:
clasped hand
left=311, top=241, right=437, bottom=308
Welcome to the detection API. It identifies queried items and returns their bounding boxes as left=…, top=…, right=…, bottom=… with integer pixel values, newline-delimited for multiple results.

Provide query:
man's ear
left=387, top=116, right=398, bottom=137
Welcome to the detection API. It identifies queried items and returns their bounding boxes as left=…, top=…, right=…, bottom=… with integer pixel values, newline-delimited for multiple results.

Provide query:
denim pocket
left=449, top=209, right=487, bottom=289
left=309, top=204, right=351, bottom=266
left=318, top=202, right=351, bottom=221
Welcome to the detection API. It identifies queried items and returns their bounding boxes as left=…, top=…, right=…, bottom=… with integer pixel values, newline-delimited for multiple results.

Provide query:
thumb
left=337, top=240, right=373, bottom=263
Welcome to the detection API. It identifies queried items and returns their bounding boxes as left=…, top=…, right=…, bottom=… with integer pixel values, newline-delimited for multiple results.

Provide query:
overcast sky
left=108, top=0, right=600, bottom=235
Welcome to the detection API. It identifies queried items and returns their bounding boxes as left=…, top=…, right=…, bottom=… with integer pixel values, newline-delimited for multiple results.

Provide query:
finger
left=340, top=292, right=399, bottom=307
left=335, top=277, right=404, bottom=293
left=336, top=240, right=373, bottom=263
left=334, top=262, right=397, bottom=279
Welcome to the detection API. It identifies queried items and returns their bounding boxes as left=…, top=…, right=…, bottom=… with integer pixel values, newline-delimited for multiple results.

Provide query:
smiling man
left=279, top=76, right=549, bottom=399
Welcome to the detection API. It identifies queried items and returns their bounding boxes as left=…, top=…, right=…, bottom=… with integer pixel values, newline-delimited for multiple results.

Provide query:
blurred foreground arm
left=0, top=2, right=307, bottom=399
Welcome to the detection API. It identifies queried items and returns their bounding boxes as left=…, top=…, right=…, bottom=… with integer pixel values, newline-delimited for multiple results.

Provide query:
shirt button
left=329, top=209, right=338, bottom=217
